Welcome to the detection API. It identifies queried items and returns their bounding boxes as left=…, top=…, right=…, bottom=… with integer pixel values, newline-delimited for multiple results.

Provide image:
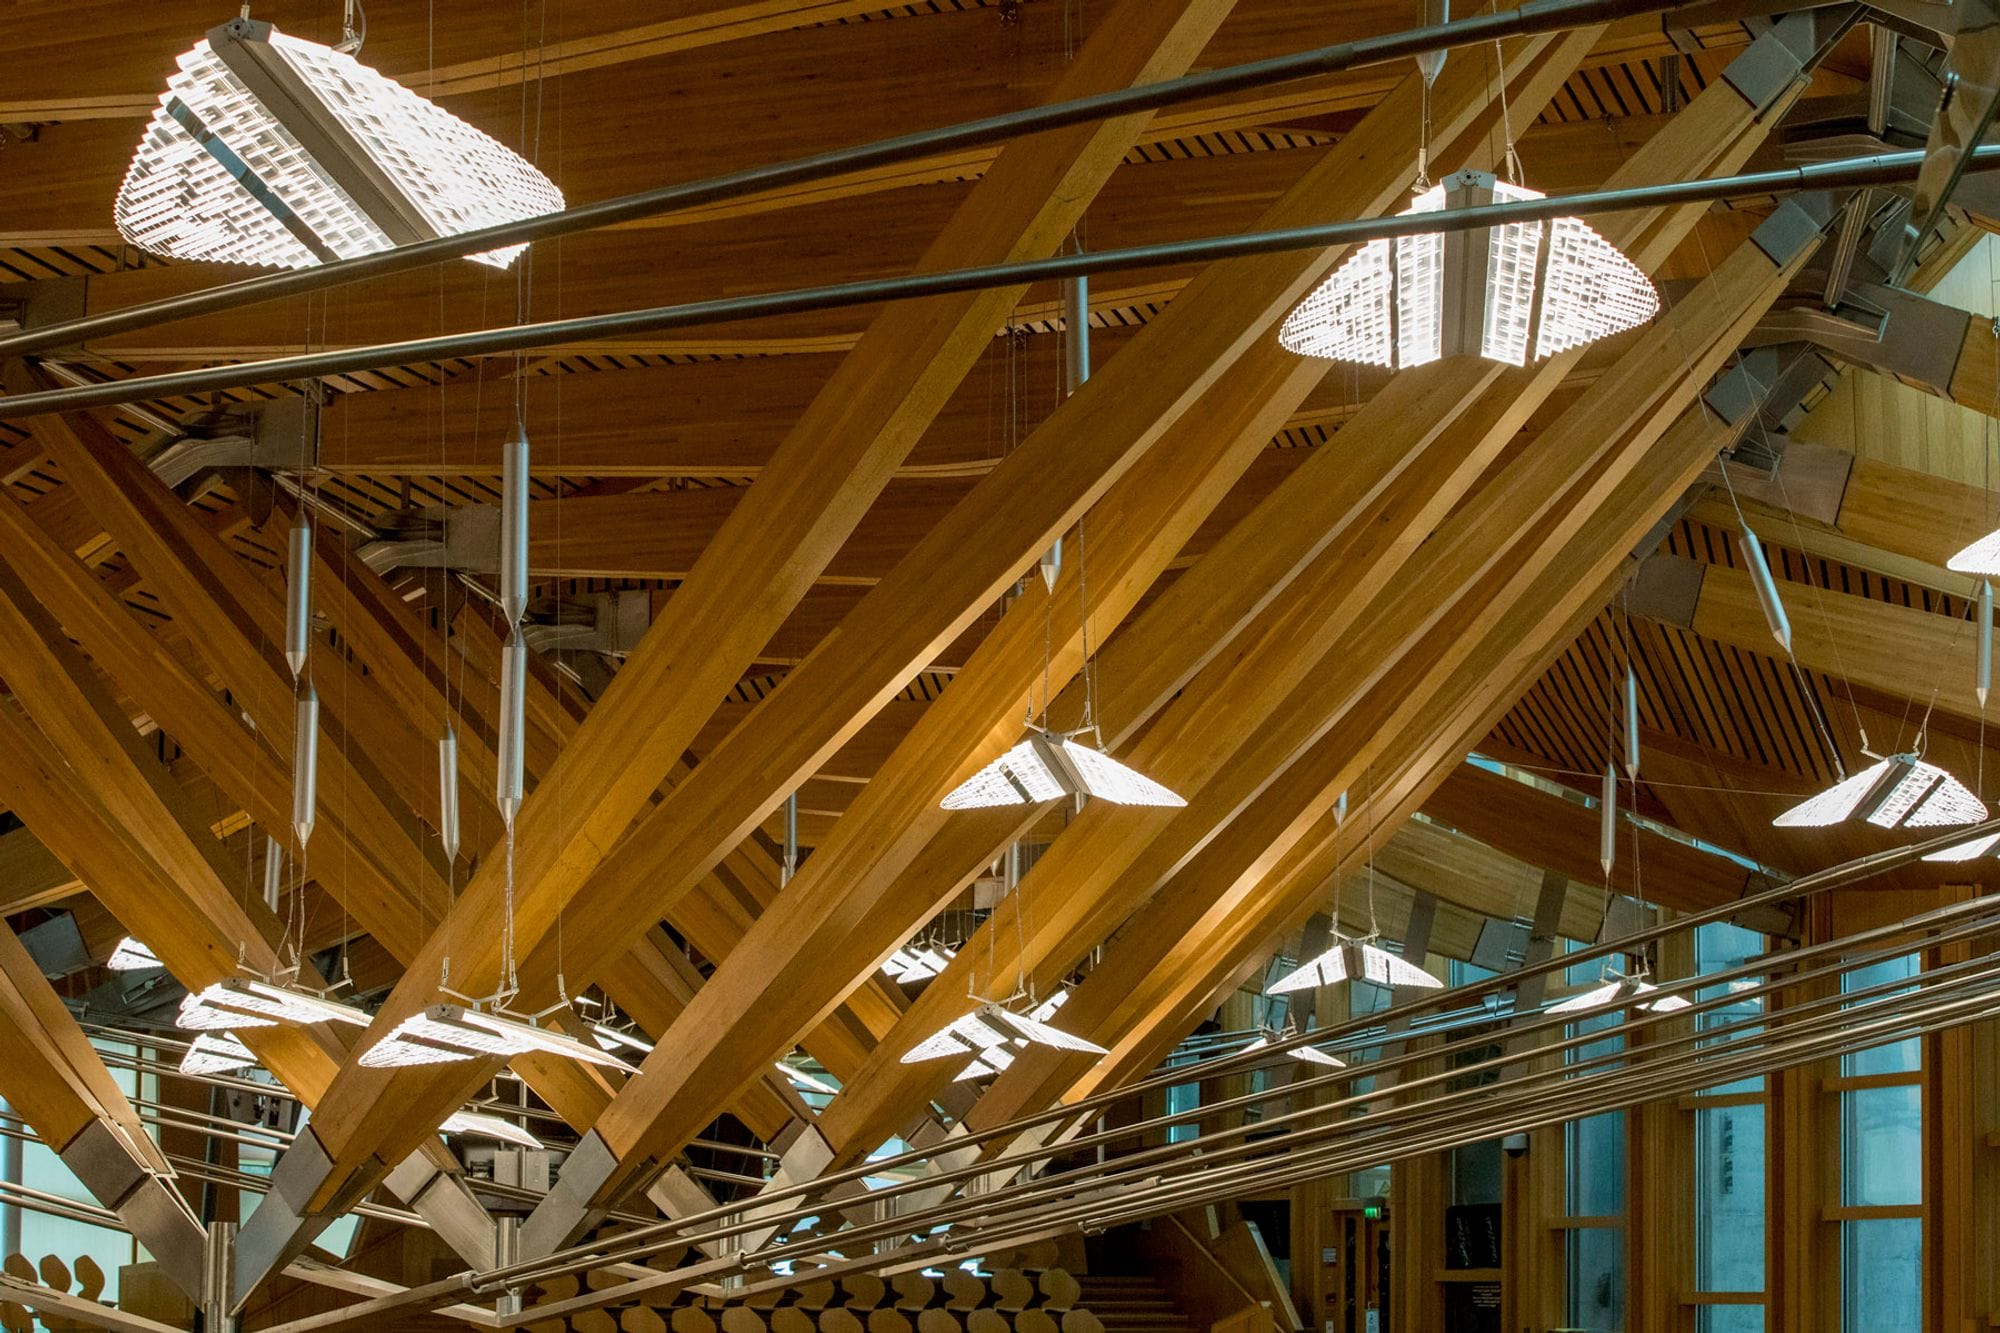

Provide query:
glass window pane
left=1566, top=1111, right=1624, bottom=1218
left=1841, top=1084, right=1921, bottom=1207
left=1565, top=1226, right=1625, bottom=1331
left=1696, top=1103, right=1766, bottom=1292
left=1697, top=1306, right=1764, bottom=1333
left=1695, top=922, right=1765, bottom=1094
left=1842, top=1216, right=1921, bottom=1332
left=1841, top=954, right=1920, bottom=1077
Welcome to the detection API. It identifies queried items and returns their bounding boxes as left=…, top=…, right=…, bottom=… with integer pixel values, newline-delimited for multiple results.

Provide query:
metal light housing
left=115, top=19, right=563, bottom=271
left=1279, top=170, right=1657, bottom=369
left=940, top=728, right=1184, bottom=810
left=357, top=1004, right=639, bottom=1071
left=1773, top=753, right=1986, bottom=830
left=175, top=977, right=371, bottom=1032
left=1266, top=937, right=1443, bottom=994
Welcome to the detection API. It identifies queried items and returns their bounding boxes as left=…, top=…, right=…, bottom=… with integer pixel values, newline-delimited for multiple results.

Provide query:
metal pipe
left=262, top=835, right=284, bottom=913
left=292, top=681, right=318, bottom=849
left=0, top=1099, right=17, bottom=1259
left=439, top=726, right=462, bottom=862
left=1624, top=664, right=1641, bottom=777
left=1598, top=761, right=1616, bottom=874
left=285, top=515, right=312, bottom=680
left=0, top=0, right=1701, bottom=363
left=1980, top=580, right=1993, bottom=708
left=5, top=144, right=1984, bottom=422
left=1739, top=522, right=1792, bottom=652
left=496, top=635, right=526, bottom=827
left=499, top=424, right=529, bottom=627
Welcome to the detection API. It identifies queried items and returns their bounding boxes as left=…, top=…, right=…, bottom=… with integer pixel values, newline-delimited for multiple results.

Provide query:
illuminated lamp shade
left=940, top=729, right=1184, bottom=810
left=176, top=978, right=371, bottom=1032
left=1949, top=528, right=2000, bottom=577
left=179, top=1032, right=257, bottom=1077
left=114, top=18, right=564, bottom=271
left=1546, top=976, right=1690, bottom=1016
left=107, top=937, right=163, bottom=972
left=1266, top=937, right=1443, bottom=995
left=1241, top=1030, right=1346, bottom=1068
left=440, top=1110, right=544, bottom=1150
left=357, top=1004, right=639, bottom=1072
left=1924, top=831, right=2000, bottom=863
left=901, top=1001, right=1107, bottom=1083
left=1772, top=753, right=1985, bottom=830
left=1278, top=170, right=1658, bottom=369
left=883, top=945, right=956, bottom=983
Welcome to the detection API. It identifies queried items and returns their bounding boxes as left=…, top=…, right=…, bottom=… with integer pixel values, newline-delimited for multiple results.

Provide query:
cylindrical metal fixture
left=1980, top=581, right=1993, bottom=708
left=499, top=424, right=530, bottom=627
left=1333, top=791, right=1348, bottom=827
left=782, top=793, right=799, bottom=886
left=292, top=683, right=318, bottom=850
left=1064, top=273, right=1090, bottom=394
left=439, top=726, right=462, bottom=861
left=497, top=634, right=527, bottom=827
left=1599, top=762, right=1616, bottom=876
left=1624, top=665, right=1641, bottom=778
left=284, top=516, right=312, bottom=680
left=203, top=1219, right=237, bottom=1332
left=1738, top=524, right=1792, bottom=653
left=262, top=836, right=283, bottom=913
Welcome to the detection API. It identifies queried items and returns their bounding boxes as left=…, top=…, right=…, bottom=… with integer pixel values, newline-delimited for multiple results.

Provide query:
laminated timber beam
left=814, top=191, right=1812, bottom=1158
left=0, top=922, right=207, bottom=1296
left=509, top=19, right=1605, bottom=1232
left=235, top=0, right=1245, bottom=1285
left=1636, top=552, right=1993, bottom=727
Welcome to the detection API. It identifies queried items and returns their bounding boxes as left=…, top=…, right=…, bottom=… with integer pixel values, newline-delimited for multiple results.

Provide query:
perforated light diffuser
left=1278, top=171, right=1657, bottom=369
left=179, top=1033, right=257, bottom=1077
left=176, top=978, right=371, bottom=1033
left=358, top=1004, right=638, bottom=1071
left=1924, top=831, right=2000, bottom=863
left=901, top=1001, right=1107, bottom=1082
left=1266, top=939, right=1443, bottom=995
left=883, top=945, right=956, bottom=983
left=1546, top=976, right=1690, bottom=1016
left=440, top=1110, right=544, bottom=1149
left=107, top=937, right=162, bottom=972
left=1242, top=1032, right=1347, bottom=1068
left=1772, top=754, right=1986, bottom=830
left=115, top=19, right=563, bottom=271
left=1949, top=528, right=2000, bottom=576
left=941, top=729, right=1184, bottom=810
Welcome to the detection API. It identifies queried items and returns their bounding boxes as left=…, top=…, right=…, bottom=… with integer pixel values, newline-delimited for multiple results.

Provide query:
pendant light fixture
left=1624, top=665, right=1641, bottom=779
left=900, top=1002, right=1108, bottom=1082
left=1979, top=581, right=1993, bottom=708
left=114, top=14, right=563, bottom=271
left=883, top=944, right=957, bottom=983
left=1267, top=936, right=1444, bottom=994
left=1546, top=973, right=1690, bottom=1016
left=440, top=1110, right=544, bottom=1150
left=1599, top=762, right=1617, bottom=876
left=179, top=1032, right=258, bottom=1077
left=437, top=725, right=461, bottom=862
left=1738, top=524, right=1792, bottom=653
left=777, top=1060, right=840, bottom=1097
left=1949, top=529, right=2000, bottom=577
left=358, top=1004, right=639, bottom=1071
left=1241, top=1027, right=1346, bottom=1068
left=176, top=977, right=371, bottom=1032
left=1277, top=170, right=1656, bottom=369
left=106, top=938, right=162, bottom=972
left=1924, top=830, right=2000, bottom=863
left=1037, top=271, right=1090, bottom=591
left=941, top=728, right=1185, bottom=809
left=1773, top=751, right=1986, bottom=830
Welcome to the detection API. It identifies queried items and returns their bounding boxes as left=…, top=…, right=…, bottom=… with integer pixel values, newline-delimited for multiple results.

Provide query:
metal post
left=203, top=1220, right=237, bottom=1332
left=493, top=1216, right=523, bottom=1318
left=0, top=1099, right=17, bottom=1259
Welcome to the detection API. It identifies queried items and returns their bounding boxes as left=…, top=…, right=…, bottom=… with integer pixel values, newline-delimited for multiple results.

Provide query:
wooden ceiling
left=1, top=0, right=1996, bottom=1315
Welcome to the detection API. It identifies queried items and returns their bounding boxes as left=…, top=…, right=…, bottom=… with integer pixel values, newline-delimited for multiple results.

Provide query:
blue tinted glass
left=1566, top=1226, right=1625, bottom=1331
left=1842, top=1083, right=1921, bottom=1207
left=1842, top=1216, right=1921, bottom=1332
left=1842, top=954, right=1920, bottom=1077
left=1696, top=1104, right=1765, bottom=1291
left=1698, top=1306, right=1764, bottom=1333
left=1567, top=1111, right=1625, bottom=1217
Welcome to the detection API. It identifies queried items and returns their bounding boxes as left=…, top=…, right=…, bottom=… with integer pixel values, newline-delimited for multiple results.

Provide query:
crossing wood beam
left=805, top=53, right=1811, bottom=1155
left=548, top=23, right=1599, bottom=1216
left=0, top=921, right=208, bottom=1295
left=253, top=0, right=1245, bottom=1267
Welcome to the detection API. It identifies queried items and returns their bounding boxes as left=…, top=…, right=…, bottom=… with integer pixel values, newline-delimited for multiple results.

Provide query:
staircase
left=1074, top=1276, right=1196, bottom=1333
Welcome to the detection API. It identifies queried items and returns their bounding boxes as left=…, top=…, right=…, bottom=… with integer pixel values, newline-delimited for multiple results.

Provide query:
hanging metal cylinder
left=1599, top=762, right=1616, bottom=876
left=1738, top=524, right=1792, bottom=653
left=496, top=633, right=527, bottom=826
left=439, top=725, right=462, bottom=861
left=1624, top=666, right=1641, bottom=779
left=292, top=682, right=318, bottom=850
left=499, top=422, right=531, bottom=627
left=262, top=836, right=284, bottom=913
left=1980, top=581, right=1993, bottom=709
left=782, top=793, right=799, bottom=886
left=284, top=515, right=312, bottom=680
left=1333, top=790, right=1348, bottom=827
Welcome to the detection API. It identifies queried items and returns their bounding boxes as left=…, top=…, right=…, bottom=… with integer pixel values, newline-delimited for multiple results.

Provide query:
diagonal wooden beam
left=0, top=921, right=208, bottom=1295
left=238, top=0, right=1244, bottom=1280
left=557, top=19, right=1601, bottom=1219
